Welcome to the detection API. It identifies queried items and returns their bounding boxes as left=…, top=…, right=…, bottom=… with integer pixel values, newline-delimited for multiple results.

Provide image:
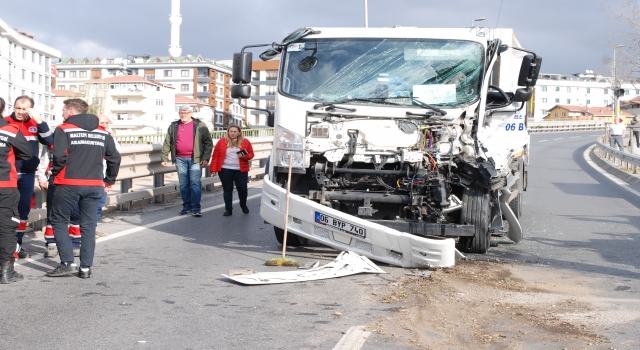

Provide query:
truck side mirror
left=512, top=88, right=533, bottom=102
left=232, top=52, right=252, bottom=84
left=517, top=54, right=542, bottom=87
left=231, top=85, right=251, bottom=99
left=267, top=113, right=274, bottom=127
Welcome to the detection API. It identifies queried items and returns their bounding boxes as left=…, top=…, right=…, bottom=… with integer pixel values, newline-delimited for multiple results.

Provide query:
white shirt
left=609, top=123, right=626, bottom=136
left=222, top=147, right=241, bottom=170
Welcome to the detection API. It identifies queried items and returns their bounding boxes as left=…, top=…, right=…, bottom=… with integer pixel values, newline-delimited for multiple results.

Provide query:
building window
left=197, top=68, right=208, bottom=77
left=266, top=70, right=277, bottom=80
left=108, top=59, right=114, bottom=64
left=31, top=72, right=35, bottom=83
left=604, top=88, right=608, bottom=94
left=567, top=87, right=571, bottom=93
left=541, top=86, right=547, bottom=92
left=39, top=54, right=43, bottom=65
left=555, top=98, right=560, bottom=103
left=540, top=109, right=547, bottom=115
left=181, top=84, right=189, bottom=91
left=625, top=89, right=630, bottom=95
left=22, top=69, right=25, bottom=80
left=554, top=112, right=558, bottom=117
left=39, top=74, right=42, bottom=84
left=181, top=70, right=189, bottom=77
left=117, top=98, right=128, bottom=105
left=79, top=71, right=87, bottom=78
left=59, top=71, right=65, bottom=78
left=586, top=88, right=590, bottom=93
left=555, top=87, right=560, bottom=92
left=541, top=98, right=547, bottom=103
left=70, top=71, right=77, bottom=78
left=92, top=97, right=102, bottom=105
left=586, top=99, right=590, bottom=105
left=155, top=114, right=163, bottom=121
left=22, top=48, right=26, bottom=59
left=636, top=90, right=640, bottom=95
left=38, top=94, right=42, bottom=105
left=156, top=99, right=164, bottom=106
left=164, top=70, right=172, bottom=77
left=57, top=85, right=65, bottom=90
left=566, top=99, right=570, bottom=104
left=32, top=51, right=36, bottom=62
left=605, top=100, right=609, bottom=106
left=70, top=85, right=77, bottom=91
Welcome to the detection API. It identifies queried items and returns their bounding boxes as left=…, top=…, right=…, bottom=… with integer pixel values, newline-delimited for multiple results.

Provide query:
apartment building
left=543, top=104, right=632, bottom=122
left=248, top=60, right=278, bottom=127
left=83, top=75, right=176, bottom=135
left=54, top=55, right=241, bottom=128
left=0, top=17, right=60, bottom=119
left=533, top=72, right=639, bottom=121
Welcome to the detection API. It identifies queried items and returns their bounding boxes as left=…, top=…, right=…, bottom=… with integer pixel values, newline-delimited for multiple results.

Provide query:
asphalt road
left=2, top=130, right=639, bottom=349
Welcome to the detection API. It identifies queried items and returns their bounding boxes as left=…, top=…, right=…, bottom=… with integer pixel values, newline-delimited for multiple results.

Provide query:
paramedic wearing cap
left=607, top=117, right=626, bottom=152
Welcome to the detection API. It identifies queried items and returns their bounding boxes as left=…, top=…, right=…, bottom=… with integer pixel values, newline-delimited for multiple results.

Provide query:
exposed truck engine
left=230, top=27, right=541, bottom=268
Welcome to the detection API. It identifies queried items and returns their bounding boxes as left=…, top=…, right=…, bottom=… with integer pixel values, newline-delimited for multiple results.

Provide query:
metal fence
left=528, top=121, right=607, bottom=133
left=115, top=128, right=275, bottom=145
left=28, top=137, right=274, bottom=228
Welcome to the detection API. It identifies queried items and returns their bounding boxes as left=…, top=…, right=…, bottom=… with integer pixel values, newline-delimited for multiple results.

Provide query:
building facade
left=54, top=55, right=243, bottom=128
left=543, top=104, right=632, bottom=122
left=0, top=17, right=60, bottom=119
left=533, top=72, right=640, bottom=121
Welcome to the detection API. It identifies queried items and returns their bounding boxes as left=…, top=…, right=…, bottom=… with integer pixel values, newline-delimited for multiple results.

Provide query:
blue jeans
left=51, top=185, right=102, bottom=267
left=610, top=135, right=624, bottom=152
left=96, top=191, right=108, bottom=222
left=175, top=157, right=202, bottom=212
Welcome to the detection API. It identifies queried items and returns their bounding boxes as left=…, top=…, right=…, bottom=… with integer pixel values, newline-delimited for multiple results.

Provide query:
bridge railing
left=528, top=121, right=607, bottom=133
left=595, top=126, right=640, bottom=173
left=115, top=128, right=274, bottom=145
left=28, top=137, right=275, bottom=228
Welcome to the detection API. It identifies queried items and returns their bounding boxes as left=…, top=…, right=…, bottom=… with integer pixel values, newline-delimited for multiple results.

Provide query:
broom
left=266, top=153, right=301, bottom=267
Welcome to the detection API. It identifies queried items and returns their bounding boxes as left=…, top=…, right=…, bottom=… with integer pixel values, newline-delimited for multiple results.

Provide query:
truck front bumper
left=260, top=175, right=455, bottom=268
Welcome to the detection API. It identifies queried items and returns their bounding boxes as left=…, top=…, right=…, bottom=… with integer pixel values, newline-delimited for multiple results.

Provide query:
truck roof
left=305, top=27, right=516, bottom=44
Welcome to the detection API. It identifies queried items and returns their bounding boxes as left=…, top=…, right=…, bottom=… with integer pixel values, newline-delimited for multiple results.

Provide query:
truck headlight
left=276, top=126, right=304, bottom=169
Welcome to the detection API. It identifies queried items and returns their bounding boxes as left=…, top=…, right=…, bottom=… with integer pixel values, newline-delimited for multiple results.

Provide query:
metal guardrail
left=594, top=126, right=640, bottom=173
left=27, top=137, right=274, bottom=226
left=528, top=121, right=607, bottom=133
left=115, top=128, right=274, bottom=145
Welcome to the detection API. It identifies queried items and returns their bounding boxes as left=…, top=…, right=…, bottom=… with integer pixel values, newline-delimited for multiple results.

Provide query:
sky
left=0, top=0, right=626, bottom=75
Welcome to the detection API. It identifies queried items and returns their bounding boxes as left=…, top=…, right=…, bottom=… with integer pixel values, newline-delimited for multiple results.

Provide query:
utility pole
left=364, top=0, right=368, bottom=28
left=613, top=45, right=624, bottom=121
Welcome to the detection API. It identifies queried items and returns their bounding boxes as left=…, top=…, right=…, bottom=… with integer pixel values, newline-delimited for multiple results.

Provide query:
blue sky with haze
left=0, top=0, right=623, bottom=75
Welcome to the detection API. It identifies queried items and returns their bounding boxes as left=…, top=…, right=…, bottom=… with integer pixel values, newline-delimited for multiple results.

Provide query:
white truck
left=230, top=27, right=541, bottom=268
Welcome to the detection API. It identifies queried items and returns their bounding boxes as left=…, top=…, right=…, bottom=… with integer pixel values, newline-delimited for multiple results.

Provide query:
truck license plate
left=315, top=211, right=366, bottom=238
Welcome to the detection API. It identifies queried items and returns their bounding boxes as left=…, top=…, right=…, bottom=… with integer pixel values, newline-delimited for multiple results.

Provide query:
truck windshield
left=280, top=38, right=484, bottom=108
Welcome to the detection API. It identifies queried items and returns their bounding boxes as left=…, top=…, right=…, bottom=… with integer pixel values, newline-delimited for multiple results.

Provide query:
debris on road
left=222, top=251, right=385, bottom=285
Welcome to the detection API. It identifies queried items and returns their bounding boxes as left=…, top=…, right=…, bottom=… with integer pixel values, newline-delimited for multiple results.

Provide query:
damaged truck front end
left=231, top=27, right=541, bottom=268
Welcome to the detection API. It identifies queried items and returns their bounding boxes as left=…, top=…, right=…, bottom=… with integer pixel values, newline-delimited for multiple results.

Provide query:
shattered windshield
left=280, top=38, right=484, bottom=108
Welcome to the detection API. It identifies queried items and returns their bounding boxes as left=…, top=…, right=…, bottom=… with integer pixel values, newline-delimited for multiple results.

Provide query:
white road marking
left=333, top=326, right=371, bottom=350
left=539, top=140, right=548, bottom=142
left=553, top=138, right=564, bottom=140
left=584, top=145, right=640, bottom=197
left=16, top=194, right=263, bottom=271
left=570, top=136, right=581, bottom=138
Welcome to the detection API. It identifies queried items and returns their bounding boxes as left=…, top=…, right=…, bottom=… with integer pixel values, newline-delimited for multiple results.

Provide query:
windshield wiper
left=312, top=101, right=356, bottom=112
left=379, top=96, right=447, bottom=116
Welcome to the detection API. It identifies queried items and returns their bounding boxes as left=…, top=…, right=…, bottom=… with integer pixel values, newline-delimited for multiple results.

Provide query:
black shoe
left=17, top=247, right=30, bottom=259
left=179, top=209, right=192, bottom=216
left=78, top=267, right=92, bottom=279
left=192, top=211, right=202, bottom=217
left=0, top=261, right=23, bottom=284
left=46, top=263, right=78, bottom=277
left=223, top=210, right=232, bottom=216
left=241, top=206, right=249, bottom=214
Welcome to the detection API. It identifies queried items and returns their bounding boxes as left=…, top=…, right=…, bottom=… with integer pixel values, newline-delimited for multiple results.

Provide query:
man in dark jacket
left=0, top=97, right=33, bottom=284
left=160, top=105, right=213, bottom=217
left=46, top=99, right=120, bottom=279
left=4, top=95, right=54, bottom=258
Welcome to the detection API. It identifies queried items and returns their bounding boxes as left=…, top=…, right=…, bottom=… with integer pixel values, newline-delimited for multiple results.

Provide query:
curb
left=589, top=147, right=640, bottom=190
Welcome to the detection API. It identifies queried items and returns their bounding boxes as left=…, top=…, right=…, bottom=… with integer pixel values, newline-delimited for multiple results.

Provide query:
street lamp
left=364, top=0, right=368, bottom=28
left=613, top=44, right=625, bottom=120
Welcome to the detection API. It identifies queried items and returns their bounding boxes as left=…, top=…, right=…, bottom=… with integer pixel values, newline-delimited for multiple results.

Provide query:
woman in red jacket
left=210, top=125, right=254, bottom=216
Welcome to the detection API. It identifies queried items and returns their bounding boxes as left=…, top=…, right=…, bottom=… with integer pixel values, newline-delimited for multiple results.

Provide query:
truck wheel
left=457, top=186, right=491, bottom=254
left=274, top=227, right=308, bottom=247
left=508, top=158, right=524, bottom=218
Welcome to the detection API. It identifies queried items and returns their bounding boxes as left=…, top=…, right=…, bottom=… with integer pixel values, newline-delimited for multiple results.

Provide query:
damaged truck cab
left=231, top=27, right=541, bottom=268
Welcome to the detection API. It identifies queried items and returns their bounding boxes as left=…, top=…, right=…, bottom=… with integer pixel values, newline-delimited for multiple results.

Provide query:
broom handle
left=282, top=153, right=293, bottom=257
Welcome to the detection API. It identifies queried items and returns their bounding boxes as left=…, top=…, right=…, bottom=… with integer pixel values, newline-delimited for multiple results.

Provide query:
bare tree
left=83, top=83, right=109, bottom=115
left=606, top=0, right=640, bottom=81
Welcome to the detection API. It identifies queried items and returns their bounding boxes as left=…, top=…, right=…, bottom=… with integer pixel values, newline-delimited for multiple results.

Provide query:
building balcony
left=197, top=77, right=210, bottom=83
left=109, top=104, right=145, bottom=112
left=251, top=80, right=277, bottom=86
left=197, top=91, right=213, bottom=98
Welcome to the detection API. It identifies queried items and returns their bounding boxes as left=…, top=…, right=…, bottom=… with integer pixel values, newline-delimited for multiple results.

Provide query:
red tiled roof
left=53, top=89, right=83, bottom=97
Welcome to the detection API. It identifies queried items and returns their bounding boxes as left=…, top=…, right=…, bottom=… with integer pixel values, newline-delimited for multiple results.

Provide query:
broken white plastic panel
left=222, top=251, right=386, bottom=285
